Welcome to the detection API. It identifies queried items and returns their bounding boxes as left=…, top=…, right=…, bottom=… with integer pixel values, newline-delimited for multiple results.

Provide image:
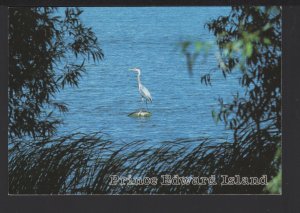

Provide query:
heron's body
left=137, top=72, right=152, bottom=103
left=130, top=68, right=152, bottom=110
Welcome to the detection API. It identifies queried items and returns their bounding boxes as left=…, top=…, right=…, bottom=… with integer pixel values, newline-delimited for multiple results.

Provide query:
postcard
left=8, top=6, right=282, bottom=195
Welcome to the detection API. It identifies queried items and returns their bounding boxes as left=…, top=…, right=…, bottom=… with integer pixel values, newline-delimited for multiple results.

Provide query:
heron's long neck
left=137, top=72, right=141, bottom=86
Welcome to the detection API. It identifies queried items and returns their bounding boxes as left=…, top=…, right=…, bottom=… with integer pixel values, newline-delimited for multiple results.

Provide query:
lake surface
left=56, top=7, right=242, bottom=144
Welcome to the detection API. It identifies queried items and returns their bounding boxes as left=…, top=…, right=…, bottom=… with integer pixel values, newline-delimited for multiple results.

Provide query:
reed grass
left=9, top=132, right=280, bottom=194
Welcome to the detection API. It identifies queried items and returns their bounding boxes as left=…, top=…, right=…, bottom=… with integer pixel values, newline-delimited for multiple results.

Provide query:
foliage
left=206, top=6, right=282, bottom=188
left=265, top=170, right=281, bottom=194
left=205, top=6, right=281, bottom=137
left=9, top=7, right=103, bottom=140
left=10, top=135, right=272, bottom=194
left=179, top=40, right=212, bottom=74
left=180, top=6, right=282, bottom=192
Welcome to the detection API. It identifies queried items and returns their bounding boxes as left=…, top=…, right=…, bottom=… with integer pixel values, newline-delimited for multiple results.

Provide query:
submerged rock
left=128, top=110, right=152, bottom=117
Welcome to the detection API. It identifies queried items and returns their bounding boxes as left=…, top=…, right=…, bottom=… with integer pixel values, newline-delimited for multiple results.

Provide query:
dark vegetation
left=9, top=6, right=281, bottom=194
left=9, top=7, right=103, bottom=139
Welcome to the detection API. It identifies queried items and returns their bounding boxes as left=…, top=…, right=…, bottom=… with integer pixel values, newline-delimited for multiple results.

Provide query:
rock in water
left=128, top=110, right=152, bottom=117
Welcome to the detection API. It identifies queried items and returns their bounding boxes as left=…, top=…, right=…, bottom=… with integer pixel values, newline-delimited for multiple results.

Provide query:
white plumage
left=130, top=68, right=152, bottom=109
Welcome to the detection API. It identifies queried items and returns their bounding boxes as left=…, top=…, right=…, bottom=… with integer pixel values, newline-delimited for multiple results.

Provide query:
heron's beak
left=129, top=69, right=135, bottom=71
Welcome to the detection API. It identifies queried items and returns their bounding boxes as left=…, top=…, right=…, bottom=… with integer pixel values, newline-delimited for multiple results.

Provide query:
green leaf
left=232, top=40, right=242, bottom=51
left=245, top=42, right=253, bottom=57
left=181, top=41, right=190, bottom=52
left=194, top=41, right=202, bottom=52
left=263, top=38, right=271, bottom=45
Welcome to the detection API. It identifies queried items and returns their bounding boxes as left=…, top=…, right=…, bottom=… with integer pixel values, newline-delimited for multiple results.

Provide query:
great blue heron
left=129, top=68, right=152, bottom=111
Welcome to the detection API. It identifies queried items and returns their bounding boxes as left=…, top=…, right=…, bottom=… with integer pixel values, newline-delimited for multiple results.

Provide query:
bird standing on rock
left=129, top=67, right=152, bottom=112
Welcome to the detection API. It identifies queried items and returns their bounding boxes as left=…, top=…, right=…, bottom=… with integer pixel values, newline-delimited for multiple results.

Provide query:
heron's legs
left=140, top=97, right=144, bottom=112
left=145, top=100, right=148, bottom=111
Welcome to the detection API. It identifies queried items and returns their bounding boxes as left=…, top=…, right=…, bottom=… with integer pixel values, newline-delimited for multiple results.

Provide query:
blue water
left=56, top=7, right=242, bottom=144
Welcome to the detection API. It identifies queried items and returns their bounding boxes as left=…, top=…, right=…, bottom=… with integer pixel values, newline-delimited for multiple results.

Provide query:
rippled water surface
left=56, top=7, right=242, bottom=143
